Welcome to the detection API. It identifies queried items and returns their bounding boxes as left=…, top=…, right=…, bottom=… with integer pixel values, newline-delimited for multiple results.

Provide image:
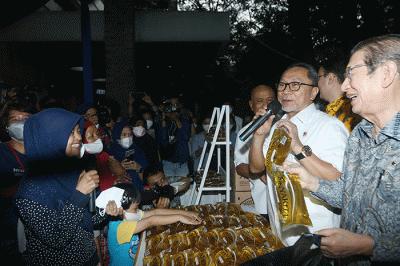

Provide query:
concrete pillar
left=104, top=0, right=135, bottom=120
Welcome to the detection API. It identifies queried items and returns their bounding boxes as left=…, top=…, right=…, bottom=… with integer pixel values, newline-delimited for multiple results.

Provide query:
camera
left=164, top=105, right=180, bottom=114
left=153, top=184, right=175, bottom=202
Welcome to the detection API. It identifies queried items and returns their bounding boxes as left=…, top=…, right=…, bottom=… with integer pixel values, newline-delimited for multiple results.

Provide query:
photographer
left=156, top=96, right=192, bottom=178
left=141, top=164, right=191, bottom=210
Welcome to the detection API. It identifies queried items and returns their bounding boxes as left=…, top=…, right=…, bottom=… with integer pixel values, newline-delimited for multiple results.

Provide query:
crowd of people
left=0, top=33, right=399, bottom=265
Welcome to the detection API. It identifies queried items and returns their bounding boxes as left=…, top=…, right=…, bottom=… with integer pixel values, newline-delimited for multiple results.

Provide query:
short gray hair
left=352, top=34, right=400, bottom=75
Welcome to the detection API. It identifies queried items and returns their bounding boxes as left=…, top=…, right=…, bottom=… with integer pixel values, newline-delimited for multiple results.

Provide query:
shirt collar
left=359, top=110, right=400, bottom=142
left=284, top=103, right=317, bottom=126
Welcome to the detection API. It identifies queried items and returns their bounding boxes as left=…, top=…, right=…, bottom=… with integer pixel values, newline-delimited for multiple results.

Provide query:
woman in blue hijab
left=13, top=108, right=120, bottom=266
left=108, top=121, right=148, bottom=192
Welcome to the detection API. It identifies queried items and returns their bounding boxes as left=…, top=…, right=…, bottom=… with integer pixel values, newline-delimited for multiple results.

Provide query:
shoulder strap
left=7, top=142, right=27, bottom=173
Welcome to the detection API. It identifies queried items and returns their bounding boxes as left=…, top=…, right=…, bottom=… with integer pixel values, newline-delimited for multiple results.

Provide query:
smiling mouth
left=71, top=144, right=81, bottom=148
left=348, top=94, right=358, bottom=100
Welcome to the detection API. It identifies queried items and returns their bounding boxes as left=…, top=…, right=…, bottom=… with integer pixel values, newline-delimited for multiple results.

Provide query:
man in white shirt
left=234, top=85, right=276, bottom=220
left=249, top=63, right=349, bottom=246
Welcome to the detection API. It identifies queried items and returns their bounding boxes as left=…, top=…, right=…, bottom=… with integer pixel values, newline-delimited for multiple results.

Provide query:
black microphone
left=239, top=100, right=282, bottom=141
left=83, top=154, right=97, bottom=213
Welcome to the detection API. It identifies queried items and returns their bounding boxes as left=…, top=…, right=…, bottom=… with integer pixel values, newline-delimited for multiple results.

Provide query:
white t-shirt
left=234, top=123, right=269, bottom=215
left=264, top=103, right=349, bottom=246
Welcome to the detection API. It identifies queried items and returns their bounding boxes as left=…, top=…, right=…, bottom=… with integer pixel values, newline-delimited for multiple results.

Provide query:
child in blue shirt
left=105, top=183, right=202, bottom=266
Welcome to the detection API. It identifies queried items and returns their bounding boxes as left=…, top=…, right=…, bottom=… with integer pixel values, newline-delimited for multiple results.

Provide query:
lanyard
left=7, top=142, right=27, bottom=173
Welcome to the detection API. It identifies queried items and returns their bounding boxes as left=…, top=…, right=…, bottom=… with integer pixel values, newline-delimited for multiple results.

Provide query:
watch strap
left=295, top=152, right=306, bottom=160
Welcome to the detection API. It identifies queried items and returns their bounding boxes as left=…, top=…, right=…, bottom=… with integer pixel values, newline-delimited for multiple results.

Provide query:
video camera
left=97, top=106, right=112, bottom=126
left=153, top=184, right=175, bottom=202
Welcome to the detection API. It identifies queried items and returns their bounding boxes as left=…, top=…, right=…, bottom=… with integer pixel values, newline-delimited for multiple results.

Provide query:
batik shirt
left=314, top=112, right=400, bottom=265
left=326, top=94, right=362, bottom=133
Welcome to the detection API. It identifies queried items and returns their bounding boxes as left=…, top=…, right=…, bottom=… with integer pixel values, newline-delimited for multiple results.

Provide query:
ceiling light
left=70, top=67, right=83, bottom=71
left=93, top=78, right=106, bottom=82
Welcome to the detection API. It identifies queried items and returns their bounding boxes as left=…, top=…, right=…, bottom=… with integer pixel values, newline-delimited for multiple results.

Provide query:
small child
left=104, top=183, right=202, bottom=266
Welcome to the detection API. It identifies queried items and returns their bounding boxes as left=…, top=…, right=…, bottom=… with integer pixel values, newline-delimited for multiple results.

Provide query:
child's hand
left=179, top=215, right=202, bottom=225
left=184, top=211, right=202, bottom=223
left=105, top=200, right=123, bottom=216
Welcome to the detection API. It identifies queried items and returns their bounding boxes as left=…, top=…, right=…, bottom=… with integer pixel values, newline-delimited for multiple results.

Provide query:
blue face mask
left=7, top=121, right=25, bottom=143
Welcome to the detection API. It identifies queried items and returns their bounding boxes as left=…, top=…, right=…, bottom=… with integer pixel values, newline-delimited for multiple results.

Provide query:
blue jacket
left=156, top=115, right=191, bottom=164
left=14, top=108, right=100, bottom=266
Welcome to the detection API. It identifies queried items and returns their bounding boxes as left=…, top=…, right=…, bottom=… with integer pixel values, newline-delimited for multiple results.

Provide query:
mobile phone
left=125, top=149, right=135, bottom=161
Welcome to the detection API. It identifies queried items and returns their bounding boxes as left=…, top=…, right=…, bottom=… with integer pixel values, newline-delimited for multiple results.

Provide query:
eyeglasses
left=277, top=82, right=316, bottom=92
left=344, top=63, right=367, bottom=80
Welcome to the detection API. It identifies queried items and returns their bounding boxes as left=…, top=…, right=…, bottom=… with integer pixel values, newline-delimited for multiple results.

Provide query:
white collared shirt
left=235, top=123, right=269, bottom=215
left=264, top=103, right=349, bottom=246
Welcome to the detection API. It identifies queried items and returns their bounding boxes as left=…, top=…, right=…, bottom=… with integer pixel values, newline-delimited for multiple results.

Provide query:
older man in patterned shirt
left=285, top=34, right=400, bottom=265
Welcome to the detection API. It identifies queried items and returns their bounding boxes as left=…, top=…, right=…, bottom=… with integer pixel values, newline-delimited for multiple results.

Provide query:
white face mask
left=124, top=210, right=143, bottom=221
left=7, top=121, right=25, bottom=143
left=118, top=137, right=133, bottom=149
left=83, top=139, right=103, bottom=154
left=146, top=120, right=153, bottom=129
left=133, top=126, right=146, bottom=138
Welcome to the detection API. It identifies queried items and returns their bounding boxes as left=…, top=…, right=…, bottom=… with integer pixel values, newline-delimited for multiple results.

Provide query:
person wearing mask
left=77, top=102, right=111, bottom=153
left=234, top=85, right=277, bottom=221
left=13, top=108, right=120, bottom=265
left=108, top=121, right=148, bottom=193
left=190, top=115, right=213, bottom=172
left=0, top=98, right=37, bottom=263
left=103, top=183, right=201, bottom=266
left=318, top=55, right=362, bottom=132
left=129, top=116, right=160, bottom=168
left=249, top=63, right=349, bottom=246
left=156, top=97, right=191, bottom=178
left=283, top=34, right=400, bottom=265
left=82, top=121, right=132, bottom=266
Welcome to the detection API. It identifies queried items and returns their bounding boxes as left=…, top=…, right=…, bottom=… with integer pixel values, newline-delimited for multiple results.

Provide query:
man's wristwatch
left=295, top=145, right=312, bottom=160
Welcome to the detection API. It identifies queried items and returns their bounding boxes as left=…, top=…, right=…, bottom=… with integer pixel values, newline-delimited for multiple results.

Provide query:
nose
left=341, top=77, right=350, bottom=93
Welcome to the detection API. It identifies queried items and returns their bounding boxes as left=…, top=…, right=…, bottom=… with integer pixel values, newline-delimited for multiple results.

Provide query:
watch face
left=303, top=145, right=312, bottom=156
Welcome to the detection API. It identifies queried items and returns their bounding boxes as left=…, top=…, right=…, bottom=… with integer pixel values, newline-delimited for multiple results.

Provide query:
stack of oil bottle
left=143, top=202, right=285, bottom=266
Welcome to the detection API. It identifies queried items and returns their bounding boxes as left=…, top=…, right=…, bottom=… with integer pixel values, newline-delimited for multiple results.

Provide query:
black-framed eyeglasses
left=276, top=82, right=316, bottom=92
left=344, top=63, right=367, bottom=80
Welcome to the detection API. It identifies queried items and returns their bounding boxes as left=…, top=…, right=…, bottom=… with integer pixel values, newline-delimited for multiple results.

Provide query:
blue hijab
left=108, top=121, right=148, bottom=192
left=14, top=108, right=92, bottom=231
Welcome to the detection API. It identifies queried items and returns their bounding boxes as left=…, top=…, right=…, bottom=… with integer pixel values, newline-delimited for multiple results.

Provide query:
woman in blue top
left=13, top=108, right=120, bottom=265
left=108, top=121, right=148, bottom=192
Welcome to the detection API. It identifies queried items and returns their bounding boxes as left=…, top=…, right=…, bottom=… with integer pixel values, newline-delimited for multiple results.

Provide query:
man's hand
left=315, top=228, right=373, bottom=258
left=277, top=119, right=302, bottom=154
left=282, top=161, right=319, bottom=192
left=153, top=197, right=170, bottom=209
left=252, top=109, right=275, bottom=137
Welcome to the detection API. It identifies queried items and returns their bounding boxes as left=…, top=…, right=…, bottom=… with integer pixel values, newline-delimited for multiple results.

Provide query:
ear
left=311, top=86, right=319, bottom=101
left=381, top=61, right=398, bottom=88
left=248, top=100, right=254, bottom=112
left=327, top=73, right=336, bottom=85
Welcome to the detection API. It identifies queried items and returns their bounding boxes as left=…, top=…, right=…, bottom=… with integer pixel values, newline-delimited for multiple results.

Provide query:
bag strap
left=7, top=141, right=27, bottom=173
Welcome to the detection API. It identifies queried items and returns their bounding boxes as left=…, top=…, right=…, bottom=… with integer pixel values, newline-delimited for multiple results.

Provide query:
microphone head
left=267, top=100, right=282, bottom=114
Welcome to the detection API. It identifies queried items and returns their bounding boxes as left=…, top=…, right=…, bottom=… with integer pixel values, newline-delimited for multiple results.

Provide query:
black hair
left=143, top=163, right=164, bottom=186
left=283, top=62, right=319, bottom=87
left=0, top=97, right=38, bottom=142
left=320, top=54, right=350, bottom=84
left=113, top=183, right=141, bottom=210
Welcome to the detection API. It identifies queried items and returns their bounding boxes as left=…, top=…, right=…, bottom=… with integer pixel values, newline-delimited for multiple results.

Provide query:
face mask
left=146, top=120, right=153, bottom=129
left=7, top=121, right=25, bottom=143
left=83, top=139, right=103, bottom=154
left=203, top=124, right=210, bottom=132
left=124, top=210, right=143, bottom=221
left=133, top=126, right=146, bottom=137
left=118, top=137, right=133, bottom=149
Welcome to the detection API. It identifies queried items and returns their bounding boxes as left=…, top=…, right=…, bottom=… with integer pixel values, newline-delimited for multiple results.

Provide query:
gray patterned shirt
left=314, top=112, right=400, bottom=265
